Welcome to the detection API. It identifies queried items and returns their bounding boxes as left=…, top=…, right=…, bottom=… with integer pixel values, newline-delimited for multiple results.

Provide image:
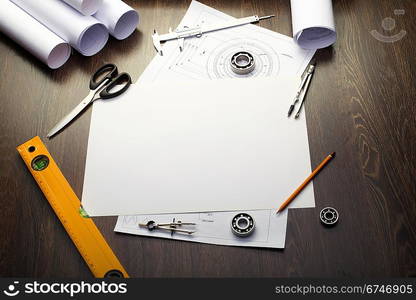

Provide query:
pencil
left=277, top=152, right=336, bottom=213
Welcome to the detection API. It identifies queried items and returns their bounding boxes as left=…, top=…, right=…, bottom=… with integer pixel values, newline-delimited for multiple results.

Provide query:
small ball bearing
left=230, top=51, right=255, bottom=75
left=231, top=213, right=255, bottom=237
left=320, top=207, right=339, bottom=226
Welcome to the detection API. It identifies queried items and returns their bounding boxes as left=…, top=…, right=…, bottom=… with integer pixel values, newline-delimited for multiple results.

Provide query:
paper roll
left=94, top=0, right=139, bottom=40
left=62, top=0, right=103, bottom=16
left=290, top=0, right=336, bottom=49
left=0, top=1, right=71, bottom=69
left=11, top=0, right=109, bottom=56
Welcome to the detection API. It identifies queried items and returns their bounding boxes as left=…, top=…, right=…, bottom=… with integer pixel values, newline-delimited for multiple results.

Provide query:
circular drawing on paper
left=207, top=38, right=280, bottom=79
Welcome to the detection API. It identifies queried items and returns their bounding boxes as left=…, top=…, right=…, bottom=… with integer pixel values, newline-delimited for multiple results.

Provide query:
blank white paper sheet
left=82, top=77, right=315, bottom=216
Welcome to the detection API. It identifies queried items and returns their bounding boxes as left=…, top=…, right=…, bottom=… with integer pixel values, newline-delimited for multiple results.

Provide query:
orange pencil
left=277, top=152, right=336, bottom=213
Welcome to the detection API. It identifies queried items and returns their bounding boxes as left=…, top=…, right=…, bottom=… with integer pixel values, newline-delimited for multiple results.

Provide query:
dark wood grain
left=1, top=0, right=415, bottom=278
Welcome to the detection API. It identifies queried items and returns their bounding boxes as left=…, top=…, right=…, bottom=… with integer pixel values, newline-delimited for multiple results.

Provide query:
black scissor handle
left=99, top=72, right=132, bottom=99
left=90, top=63, right=118, bottom=90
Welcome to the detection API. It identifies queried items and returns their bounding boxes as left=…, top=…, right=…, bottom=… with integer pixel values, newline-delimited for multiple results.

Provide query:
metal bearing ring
left=320, top=207, right=339, bottom=226
left=230, top=51, right=255, bottom=75
left=231, top=213, right=255, bottom=237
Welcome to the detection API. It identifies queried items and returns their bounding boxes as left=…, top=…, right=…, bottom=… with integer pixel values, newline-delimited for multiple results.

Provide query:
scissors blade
left=47, top=91, right=96, bottom=138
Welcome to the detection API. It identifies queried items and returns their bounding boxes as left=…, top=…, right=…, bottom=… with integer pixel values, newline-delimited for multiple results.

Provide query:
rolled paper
left=11, top=0, right=109, bottom=56
left=290, top=0, right=337, bottom=49
left=0, top=1, right=71, bottom=69
left=62, top=0, right=104, bottom=16
left=94, top=0, right=139, bottom=40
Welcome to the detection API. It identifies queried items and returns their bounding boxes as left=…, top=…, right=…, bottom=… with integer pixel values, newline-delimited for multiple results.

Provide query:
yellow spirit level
left=17, top=136, right=129, bottom=278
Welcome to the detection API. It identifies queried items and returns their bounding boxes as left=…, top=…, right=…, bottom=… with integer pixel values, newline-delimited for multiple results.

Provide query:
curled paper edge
left=290, top=0, right=337, bottom=50
left=113, top=9, right=139, bottom=40
left=94, top=0, right=139, bottom=40
left=77, top=22, right=109, bottom=56
left=47, top=42, right=72, bottom=69
left=295, top=26, right=337, bottom=50
left=62, top=0, right=104, bottom=16
left=0, top=0, right=71, bottom=69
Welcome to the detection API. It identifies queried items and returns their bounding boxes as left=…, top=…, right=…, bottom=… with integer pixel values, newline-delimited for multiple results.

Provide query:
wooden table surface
left=1, top=0, right=415, bottom=278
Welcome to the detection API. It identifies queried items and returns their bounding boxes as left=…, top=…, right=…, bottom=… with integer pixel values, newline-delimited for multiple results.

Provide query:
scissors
left=47, top=63, right=132, bottom=138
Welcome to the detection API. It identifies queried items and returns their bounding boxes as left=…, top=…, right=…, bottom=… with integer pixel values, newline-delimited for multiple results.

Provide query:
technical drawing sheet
left=114, top=1, right=316, bottom=248
left=138, top=1, right=315, bottom=83
left=115, top=210, right=288, bottom=249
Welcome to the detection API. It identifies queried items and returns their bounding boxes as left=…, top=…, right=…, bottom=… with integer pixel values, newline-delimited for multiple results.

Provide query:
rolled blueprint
left=0, top=1, right=71, bottom=69
left=290, top=0, right=337, bottom=49
left=94, top=0, right=139, bottom=40
left=11, top=0, right=109, bottom=56
left=62, top=0, right=103, bottom=16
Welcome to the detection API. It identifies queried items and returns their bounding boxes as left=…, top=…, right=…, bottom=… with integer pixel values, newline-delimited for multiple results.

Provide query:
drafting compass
left=288, top=62, right=316, bottom=118
left=139, top=219, right=196, bottom=235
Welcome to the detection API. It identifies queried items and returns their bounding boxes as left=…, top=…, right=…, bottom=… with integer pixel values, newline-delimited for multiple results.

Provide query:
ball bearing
left=230, top=51, right=255, bottom=75
left=320, top=207, right=339, bottom=226
left=231, top=213, right=255, bottom=237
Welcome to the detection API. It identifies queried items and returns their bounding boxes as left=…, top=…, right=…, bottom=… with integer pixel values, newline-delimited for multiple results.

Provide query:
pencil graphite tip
left=330, top=152, right=336, bottom=158
left=288, top=105, right=295, bottom=117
